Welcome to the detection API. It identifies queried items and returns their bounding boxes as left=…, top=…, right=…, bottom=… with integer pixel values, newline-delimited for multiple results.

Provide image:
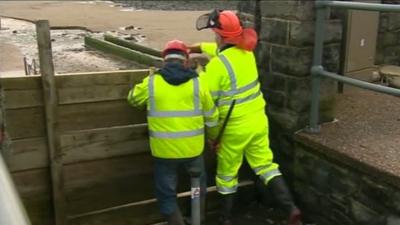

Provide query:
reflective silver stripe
left=193, top=77, right=200, bottom=111
left=259, top=169, right=282, bottom=182
left=149, top=128, right=204, bottom=138
left=217, top=185, right=238, bottom=194
left=148, top=74, right=156, bottom=111
left=217, top=175, right=237, bottom=182
left=204, top=106, right=217, bottom=117
left=148, top=110, right=202, bottom=117
left=205, top=121, right=218, bottom=127
left=211, top=79, right=259, bottom=97
left=253, top=164, right=274, bottom=174
left=218, top=55, right=237, bottom=93
left=218, top=90, right=262, bottom=106
left=148, top=76, right=201, bottom=117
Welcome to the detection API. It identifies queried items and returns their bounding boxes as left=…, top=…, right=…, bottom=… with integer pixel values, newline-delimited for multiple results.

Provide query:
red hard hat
left=162, top=39, right=189, bottom=59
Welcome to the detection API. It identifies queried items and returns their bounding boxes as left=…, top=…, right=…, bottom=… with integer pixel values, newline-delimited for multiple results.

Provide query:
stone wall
left=294, top=141, right=400, bottom=225
left=238, top=0, right=340, bottom=180
left=376, top=0, right=400, bottom=66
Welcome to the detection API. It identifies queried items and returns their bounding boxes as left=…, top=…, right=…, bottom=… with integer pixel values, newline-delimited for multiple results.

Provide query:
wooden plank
left=62, top=151, right=220, bottom=216
left=3, top=89, right=43, bottom=109
left=1, top=76, right=42, bottom=91
left=56, top=70, right=148, bottom=88
left=12, top=169, right=53, bottom=225
left=58, top=84, right=131, bottom=105
left=85, top=36, right=162, bottom=67
left=56, top=70, right=148, bottom=104
left=104, top=34, right=162, bottom=58
left=5, top=137, right=48, bottom=172
left=5, top=107, right=46, bottom=139
left=58, top=100, right=146, bottom=132
left=67, top=182, right=255, bottom=225
left=60, top=124, right=149, bottom=164
left=63, top=154, right=154, bottom=215
left=36, top=20, right=67, bottom=225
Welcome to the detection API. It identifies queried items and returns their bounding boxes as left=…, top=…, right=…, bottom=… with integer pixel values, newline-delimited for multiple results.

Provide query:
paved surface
left=0, top=1, right=214, bottom=50
left=297, top=85, right=400, bottom=187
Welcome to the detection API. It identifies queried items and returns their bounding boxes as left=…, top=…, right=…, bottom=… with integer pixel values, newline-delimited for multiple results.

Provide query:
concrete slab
left=296, top=86, right=400, bottom=187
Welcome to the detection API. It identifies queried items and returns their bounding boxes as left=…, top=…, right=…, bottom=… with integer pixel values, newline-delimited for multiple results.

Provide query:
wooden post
left=36, top=20, right=67, bottom=225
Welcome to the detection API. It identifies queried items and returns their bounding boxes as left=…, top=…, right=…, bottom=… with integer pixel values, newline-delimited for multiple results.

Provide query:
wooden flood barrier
left=2, top=70, right=156, bottom=225
left=2, top=70, right=255, bottom=225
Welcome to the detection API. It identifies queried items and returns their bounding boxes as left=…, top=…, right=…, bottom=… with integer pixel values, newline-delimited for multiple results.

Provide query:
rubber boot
left=218, top=194, right=234, bottom=225
left=266, top=176, right=302, bottom=225
left=166, top=209, right=186, bottom=225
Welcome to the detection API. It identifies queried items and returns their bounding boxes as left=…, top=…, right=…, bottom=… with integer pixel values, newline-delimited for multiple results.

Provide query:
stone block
left=237, top=0, right=257, bottom=14
left=330, top=209, right=353, bottom=225
left=323, top=43, right=341, bottom=73
left=267, top=105, right=307, bottom=132
left=357, top=177, right=392, bottom=211
left=260, top=0, right=314, bottom=21
left=255, top=41, right=271, bottom=69
left=259, top=18, right=288, bottom=44
left=286, top=76, right=336, bottom=113
left=351, top=200, right=381, bottom=224
left=263, top=71, right=287, bottom=92
left=289, top=20, right=342, bottom=47
left=270, top=45, right=313, bottom=77
left=262, top=89, right=286, bottom=108
left=380, top=13, right=400, bottom=32
left=388, top=216, right=400, bottom=225
left=377, top=32, right=400, bottom=48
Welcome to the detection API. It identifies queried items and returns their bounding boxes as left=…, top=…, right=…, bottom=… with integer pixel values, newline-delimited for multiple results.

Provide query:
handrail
left=317, top=1, right=400, bottom=12
left=0, top=153, right=32, bottom=225
left=308, top=0, right=400, bottom=133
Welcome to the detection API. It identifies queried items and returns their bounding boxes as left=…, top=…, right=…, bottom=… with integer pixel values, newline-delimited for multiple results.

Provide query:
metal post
left=307, top=1, right=328, bottom=133
left=190, top=170, right=201, bottom=225
left=23, top=57, right=28, bottom=76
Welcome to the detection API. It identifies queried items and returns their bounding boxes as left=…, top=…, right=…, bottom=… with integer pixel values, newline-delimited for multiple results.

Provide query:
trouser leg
left=154, top=159, right=185, bottom=225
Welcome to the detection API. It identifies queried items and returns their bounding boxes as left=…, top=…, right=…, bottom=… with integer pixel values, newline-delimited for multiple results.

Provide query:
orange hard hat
left=213, top=10, right=242, bottom=38
left=162, top=39, right=189, bottom=59
left=196, top=9, right=257, bottom=51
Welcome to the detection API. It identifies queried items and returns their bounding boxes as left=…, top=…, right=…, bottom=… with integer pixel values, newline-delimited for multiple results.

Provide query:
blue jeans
left=154, top=155, right=207, bottom=215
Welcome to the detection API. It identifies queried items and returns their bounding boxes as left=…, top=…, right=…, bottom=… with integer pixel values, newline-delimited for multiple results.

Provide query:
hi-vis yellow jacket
left=127, top=71, right=219, bottom=159
left=199, top=42, right=266, bottom=119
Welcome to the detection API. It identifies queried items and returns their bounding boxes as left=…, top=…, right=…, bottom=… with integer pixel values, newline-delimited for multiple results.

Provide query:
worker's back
left=128, top=62, right=218, bottom=159
left=200, top=43, right=266, bottom=121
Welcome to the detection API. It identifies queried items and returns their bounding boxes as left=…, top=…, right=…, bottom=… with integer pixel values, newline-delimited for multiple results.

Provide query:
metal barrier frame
left=308, top=0, right=400, bottom=133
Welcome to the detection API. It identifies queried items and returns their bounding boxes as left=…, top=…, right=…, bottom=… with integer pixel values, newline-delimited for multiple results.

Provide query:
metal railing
left=0, top=153, right=32, bottom=225
left=308, top=0, right=400, bottom=133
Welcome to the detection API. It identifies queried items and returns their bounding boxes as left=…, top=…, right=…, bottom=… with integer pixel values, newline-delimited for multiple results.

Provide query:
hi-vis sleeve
left=127, top=76, right=149, bottom=108
left=200, top=78, right=219, bottom=140
left=200, top=42, right=218, bottom=58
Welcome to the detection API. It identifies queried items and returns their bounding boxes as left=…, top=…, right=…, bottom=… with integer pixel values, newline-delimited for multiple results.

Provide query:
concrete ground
left=297, top=84, right=400, bottom=187
left=0, top=1, right=215, bottom=76
left=0, top=1, right=214, bottom=49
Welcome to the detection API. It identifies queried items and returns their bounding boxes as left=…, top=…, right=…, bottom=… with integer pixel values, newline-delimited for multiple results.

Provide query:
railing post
left=307, top=0, right=328, bottom=133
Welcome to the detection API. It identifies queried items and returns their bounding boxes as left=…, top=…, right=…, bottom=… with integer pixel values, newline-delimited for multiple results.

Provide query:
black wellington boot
left=166, top=209, right=186, bottom=225
left=267, top=176, right=302, bottom=225
left=218, top=194, right=234, bottom=225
